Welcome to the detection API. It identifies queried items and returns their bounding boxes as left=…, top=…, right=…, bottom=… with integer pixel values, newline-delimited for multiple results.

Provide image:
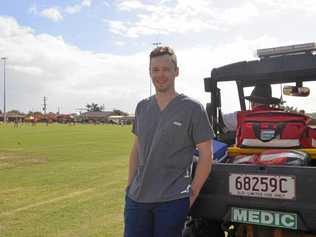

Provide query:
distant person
left=223, top=83, right=281, bottom=132
left=14, top=118, right=19, bottom=128
left=124, top=46, right=214, bottom=237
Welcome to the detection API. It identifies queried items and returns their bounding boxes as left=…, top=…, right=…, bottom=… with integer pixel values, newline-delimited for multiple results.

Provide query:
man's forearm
left=127, top=136, right=139, bottom=186
left=191, top=152, right=212, bottom=192
left=190, top=140, right=213, bottom=206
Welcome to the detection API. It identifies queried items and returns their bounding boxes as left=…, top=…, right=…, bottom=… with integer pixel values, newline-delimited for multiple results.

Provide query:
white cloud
left=40, top=7, right=63, bottom=22
left=107, top=0, right=316, bottom=39
left=254, top=0, right=316, bottom=13
left=82, top=0, right=92, bottom=7
left=65, top=0, right=92, bottom=14
left=30, top=0, right=92, bottom=19
left=117, top=0, right=152, bottom=11
left=217, top=2, right=259, bottom=26
left=114, top=41, right=127, bottom=46
left=65, top=5, right=82, bottom=14
left=107, top=0, right=260, bottom=38
left=0, top=16, right=34, bottom=37
left=0, top=16, right=147, bottom=113
left=105, top=20, right=133, bottom=36
left=159, top=0, right=173, bottom=4
left=9, top=65, right=43, bottom=76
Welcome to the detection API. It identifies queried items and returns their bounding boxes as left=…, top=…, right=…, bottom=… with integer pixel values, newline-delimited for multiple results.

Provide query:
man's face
left=149, top=55, right=179, bottom=93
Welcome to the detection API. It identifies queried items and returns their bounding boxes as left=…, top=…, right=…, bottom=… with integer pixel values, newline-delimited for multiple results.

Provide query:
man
left=124, top=46, right=214, bottom=237
left=245, top=83, right=281, bottom=110
left=223, top=83, right=281, bottom=131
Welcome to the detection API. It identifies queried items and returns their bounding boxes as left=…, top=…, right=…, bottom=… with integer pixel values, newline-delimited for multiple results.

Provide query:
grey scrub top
left=127, top=94, right=214, bottom=203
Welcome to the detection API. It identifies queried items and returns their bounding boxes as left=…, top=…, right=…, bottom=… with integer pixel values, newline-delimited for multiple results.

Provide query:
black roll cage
left=204, top=53, right=316, bottom=135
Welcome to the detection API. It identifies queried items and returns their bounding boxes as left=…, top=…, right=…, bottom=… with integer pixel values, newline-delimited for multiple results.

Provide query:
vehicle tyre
left=182, top=218, right=224, bottom=237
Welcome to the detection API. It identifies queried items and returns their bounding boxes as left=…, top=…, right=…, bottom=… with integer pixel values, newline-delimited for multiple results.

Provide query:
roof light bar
left=257, top=42, right=316, bottom=58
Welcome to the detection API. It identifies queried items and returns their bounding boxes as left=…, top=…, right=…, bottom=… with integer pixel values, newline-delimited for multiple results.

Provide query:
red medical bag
left=306, top=126, right=316, bottom=148
left=236, top=110, right=310, bottom=148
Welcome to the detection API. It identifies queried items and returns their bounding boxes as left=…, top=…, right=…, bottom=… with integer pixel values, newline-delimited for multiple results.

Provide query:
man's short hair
left=149, top=46, right=177, bottom=68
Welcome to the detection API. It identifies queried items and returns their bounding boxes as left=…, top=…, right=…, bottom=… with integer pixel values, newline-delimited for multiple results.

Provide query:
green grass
left=0, top=123, right=133, bottom=237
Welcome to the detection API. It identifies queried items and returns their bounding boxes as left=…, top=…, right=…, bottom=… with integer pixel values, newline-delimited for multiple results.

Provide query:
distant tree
left=8, top=110, right=22, bottom=114
left=85, top=103, right=104, bottom=112
left=26, top=111, right=33, bottom=116
left=33, top=111, right=43, bottom=116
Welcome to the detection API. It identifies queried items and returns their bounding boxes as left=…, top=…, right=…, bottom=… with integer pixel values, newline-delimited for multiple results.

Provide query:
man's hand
left=190, top=139, right=213, bottom=208
left=189, top=183, right=201, bottom=207
left=127, top=136, right=139, bottom=191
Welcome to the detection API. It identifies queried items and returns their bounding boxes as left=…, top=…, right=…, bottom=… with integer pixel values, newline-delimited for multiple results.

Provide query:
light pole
left=1, top=57, right=7, bottom=123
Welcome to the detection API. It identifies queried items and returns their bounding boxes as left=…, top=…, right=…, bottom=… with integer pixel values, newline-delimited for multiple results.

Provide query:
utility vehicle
left=186, top=42, right=316, bottom=237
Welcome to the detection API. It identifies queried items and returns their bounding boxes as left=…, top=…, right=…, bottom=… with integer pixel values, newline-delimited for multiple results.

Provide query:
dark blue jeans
left=124, top=195, right=190, bottom=237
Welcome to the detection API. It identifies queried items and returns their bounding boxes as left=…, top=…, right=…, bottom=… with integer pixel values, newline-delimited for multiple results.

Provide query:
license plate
left=229, top=173, right=296, bottom=200
left=231, top=207, right=298, bottom=230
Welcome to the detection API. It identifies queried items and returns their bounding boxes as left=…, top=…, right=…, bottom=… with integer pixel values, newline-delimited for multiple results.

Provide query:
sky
left=1, top=0, right=316, bottom=114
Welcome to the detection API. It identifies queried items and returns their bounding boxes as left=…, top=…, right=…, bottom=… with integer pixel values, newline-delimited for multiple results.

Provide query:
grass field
left=0, top=123, right=133, bottom=237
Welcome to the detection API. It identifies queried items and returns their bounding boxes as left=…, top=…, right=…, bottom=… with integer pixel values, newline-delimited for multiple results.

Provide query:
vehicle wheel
left=182, top=218, right=225, bottom=237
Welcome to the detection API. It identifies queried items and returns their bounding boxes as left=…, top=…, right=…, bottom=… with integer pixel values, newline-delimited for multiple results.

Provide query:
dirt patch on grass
left=0, top=154, right=48, bottom=169
left=0, top=188, right=24, bottom=195
left=0, top=148, right=23, bottom=152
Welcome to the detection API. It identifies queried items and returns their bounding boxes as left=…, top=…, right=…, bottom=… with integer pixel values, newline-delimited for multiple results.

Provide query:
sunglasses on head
left=150, top=46, right=175, bottom=57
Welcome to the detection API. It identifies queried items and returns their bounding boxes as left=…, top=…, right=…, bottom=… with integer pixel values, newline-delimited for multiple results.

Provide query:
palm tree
left=85, top=103, right=104, bottom=112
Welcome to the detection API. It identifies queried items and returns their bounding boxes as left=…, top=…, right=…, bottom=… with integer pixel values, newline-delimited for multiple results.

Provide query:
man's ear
left=175, top=67, right=179, bottom=77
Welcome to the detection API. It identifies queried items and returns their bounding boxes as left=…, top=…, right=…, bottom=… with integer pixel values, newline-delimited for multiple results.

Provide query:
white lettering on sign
left=231, top=207, right=297, bottom=230
left=248, top=210, right=259, bottom=223
left=275, top=213, right=280, bottom=226
left=261, top=212, right=273, bottom=225
left=233, top=208, right=247, bottom=223
left=282, top=215, right=296, bottom=228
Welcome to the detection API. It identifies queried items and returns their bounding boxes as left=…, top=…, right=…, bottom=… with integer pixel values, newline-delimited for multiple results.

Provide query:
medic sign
left=231, top=207, right=298, bottom=230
